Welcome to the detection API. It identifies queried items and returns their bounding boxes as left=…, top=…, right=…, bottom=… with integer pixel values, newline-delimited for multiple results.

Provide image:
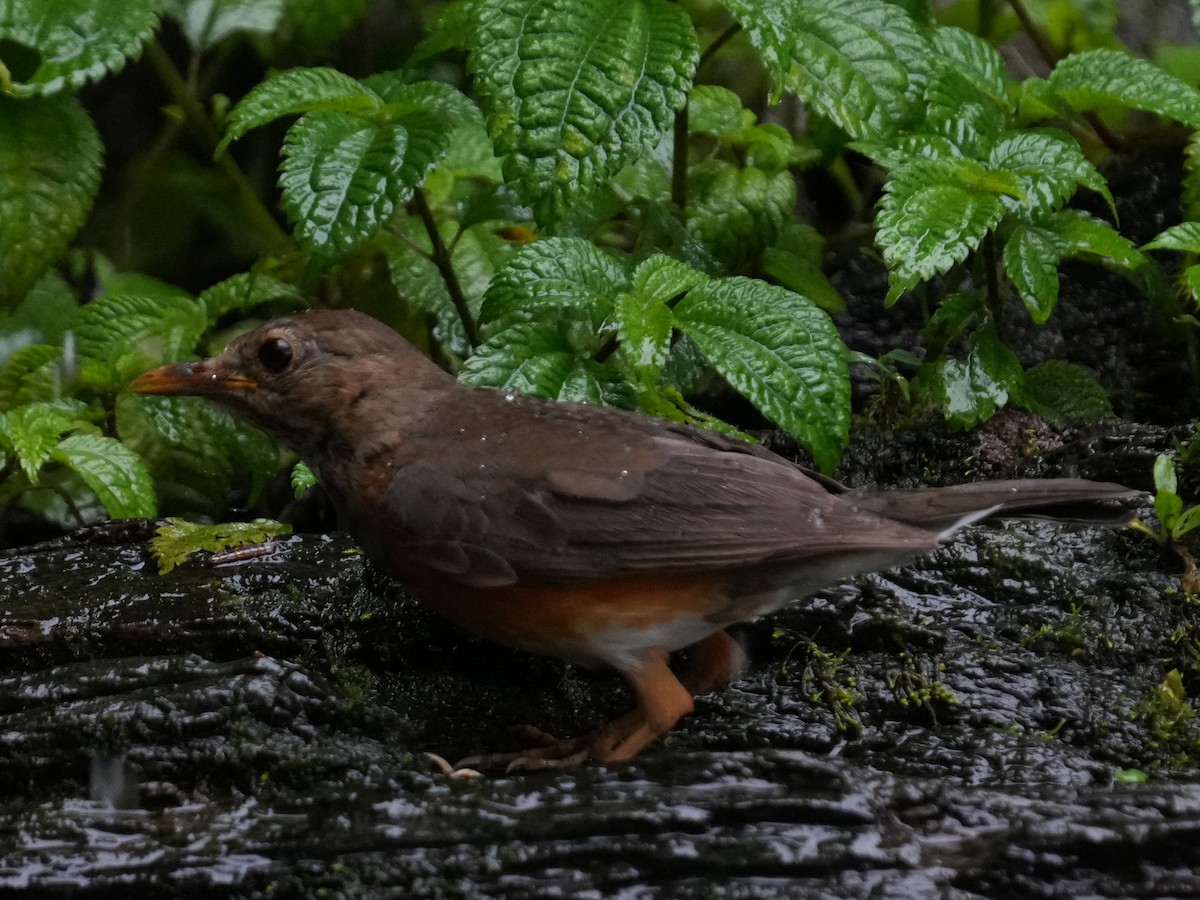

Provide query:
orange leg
left=682, top=629, right=745, bottom=695
left=456, top=645, right=696, bottom=771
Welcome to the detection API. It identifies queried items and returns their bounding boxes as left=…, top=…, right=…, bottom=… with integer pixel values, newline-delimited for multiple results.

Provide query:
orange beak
left=130, top=361, right=258, bottom=396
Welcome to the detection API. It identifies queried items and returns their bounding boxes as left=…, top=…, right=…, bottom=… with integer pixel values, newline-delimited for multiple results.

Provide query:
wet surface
left=0, top=444, right=1196, bottom=896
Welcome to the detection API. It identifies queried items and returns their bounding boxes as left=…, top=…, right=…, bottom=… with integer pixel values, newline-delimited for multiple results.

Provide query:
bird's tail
left=839, top=479, right=1143, bottom=530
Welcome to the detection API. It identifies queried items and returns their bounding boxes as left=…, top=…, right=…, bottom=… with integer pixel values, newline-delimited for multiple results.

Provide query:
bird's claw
left=422, top=752, right=483, bottom=779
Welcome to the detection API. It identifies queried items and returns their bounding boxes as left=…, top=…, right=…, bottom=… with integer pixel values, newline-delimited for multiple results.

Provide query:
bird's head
left=131, top=309, right=450, bottom=458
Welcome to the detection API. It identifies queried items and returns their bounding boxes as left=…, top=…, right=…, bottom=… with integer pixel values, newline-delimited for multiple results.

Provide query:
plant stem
left=672, top=101, right=689, bottom=210
left=1005, top=0, right=1122, bottom=152
left=698, top=22, right=741, bottom=70
left=982, top=231, right=1002, bottom=328
left=144, top=40, right=291, bottom=250
left=409, top=188, right=479, bottom=348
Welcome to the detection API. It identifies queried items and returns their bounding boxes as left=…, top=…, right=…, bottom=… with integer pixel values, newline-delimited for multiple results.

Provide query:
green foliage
left=1149, top=454, right=1200, bottom=546
left=0, top=0, right=1194, bottom=529
left=0, top=95, right=102, bottom=303
left=470, top=0, right=698, bottom=228
left=149, top=517, right=293, bottom=574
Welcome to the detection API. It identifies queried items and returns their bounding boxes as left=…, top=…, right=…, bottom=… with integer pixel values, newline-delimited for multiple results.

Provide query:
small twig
left=144, top=40, right=291, bottom=249
left=1006, top=0, right=1123, bottom=152
left=409, top=188, right=479, bottom=348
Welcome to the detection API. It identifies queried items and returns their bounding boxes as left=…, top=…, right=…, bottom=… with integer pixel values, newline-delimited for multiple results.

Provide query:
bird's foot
left=455, top=709, right=652, bottom=773
left=422, top=752, right=484, bottom=779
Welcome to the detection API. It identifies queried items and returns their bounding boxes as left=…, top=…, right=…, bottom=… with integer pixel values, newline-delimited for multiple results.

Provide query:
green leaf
left=0, top=0, right=161, bottom=96
left=762, top=223, right=846, bottom=313
left=470, top=0, right=699, bottom=227
left=50, top=433, right=156, bottom=518
left=1153, top=454, right=1181, bottom=532
left=719, top=0, right=929, bottom=140
left=279, top=107, right=444, bottom=261
left=923, top=61, right=1006, bottom=158
left=875, top=158, right=1010, bottom=303
left=1018, top=360, right=1112, bottom=424
left=198, top=272, right=306, bottom=322
left=3, top=401, right=90, bottom=482
left=291, top=461, right=316, bottom=497
left=687, top=160, right=796, bottom=272
left=1003, top=221, right=1071, bottom=323
left=688, top=84, right=749, bottom=136
left=1004, top=210, right=1147, bottom=323
left=1144, top=222, right=1200, bottom=254
left=1050, top=209, right=1148, bottom=273
left=1048, top=49, right=1200, bottom=129
left=614, top=291, right=672, bottom=390
left=460, top=317, right=631, bottom=406
left=164, top=0, right=283, bottom=51
left=672, top=277, right=850, bottom=471
left=1172, top=503, right=1200, bottom=540
left=120, top=391, right=283, bottom=517
left=149, top=517, right=291, bottom=575
left=988, top=128, right=1113, bottom=219
left=930, top=26, right=1008, bottom=99
left=0, top=344, right=62, bottom=409
left=934, top=322, right=1023, bottom=430
left=218, top=67, right=381, bottom=154
left=0, top=95, right=102, bottom=303
left=74, top=293, right=208, bottom=392
left=479, top=236, right=630, bottom=333
left=630, top=254, right=707, bottom=305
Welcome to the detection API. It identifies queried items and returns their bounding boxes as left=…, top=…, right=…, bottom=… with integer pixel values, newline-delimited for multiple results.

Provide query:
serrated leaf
left=614, top=291, right=672, bottom=389
left=0, top=0, right=161, bottom=96
left=1183, top=131, right=1200, bottom=221
left=923, top=61, right=1006, bottom=158
left=935, top=322, right=1022, bottom=430
left=875, top=158, right=1009, bottom=303
left=631, top=254, right=707, bottom=305
left=851, top=133, right=961, bottom=171
left=0, top=95, right=102, bottom=303
left=1048, top=49, right=1200, bottom=129
left=459, top=317, right=631, bottom=405
left=479, top=236, right=630, bottom=333
left=688, top=85, right=750, bottom=136
left=1050, top=209, right=1148, bottom=273
left=363, top=75, right=482, bottom=130
left=988, top=128, right=1113, bottom=219
left=291, top=461, right=316, bottom=497
left=930, top=26, right=1009, bottom=99
left=199, top=272, right=306, bottom=322
left=673, top=277, right=849, bottom=471
left=3, top=401, right=90, bottom=482
left=1144, top=222, right=1200, bottom=254
left=219, top=67, right=381, bottom=153
left=687, top=160, right=796, bottom=272
left=720, top=0, right=929, bottom=140
left=149, top=517, right=290, bottom=574
left=74, top=293, right=208, bottom=382
left=279, top=107, right=445, bottom=260
left=0, top=344, right=62, bottom=409
left=164, top=0, right=283, bottom=51
left=1003, top=221, right=1071, bottom=323
left=471, top=0, right=699, bottom=227
left=50, top=433, right=156, bottom=518
left=1018, top=359, right=1112, bottom=424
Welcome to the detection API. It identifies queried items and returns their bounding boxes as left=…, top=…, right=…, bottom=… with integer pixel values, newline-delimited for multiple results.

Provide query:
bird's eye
left=257, top=337, right=293, bottom=373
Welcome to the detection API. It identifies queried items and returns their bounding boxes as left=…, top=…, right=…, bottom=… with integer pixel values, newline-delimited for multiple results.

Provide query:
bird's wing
left=381, top=418, right=939, bottom=588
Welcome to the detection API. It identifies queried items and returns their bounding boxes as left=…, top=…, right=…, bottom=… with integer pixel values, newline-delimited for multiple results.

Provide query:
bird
left=131, top=309, right=1139, bottom=769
